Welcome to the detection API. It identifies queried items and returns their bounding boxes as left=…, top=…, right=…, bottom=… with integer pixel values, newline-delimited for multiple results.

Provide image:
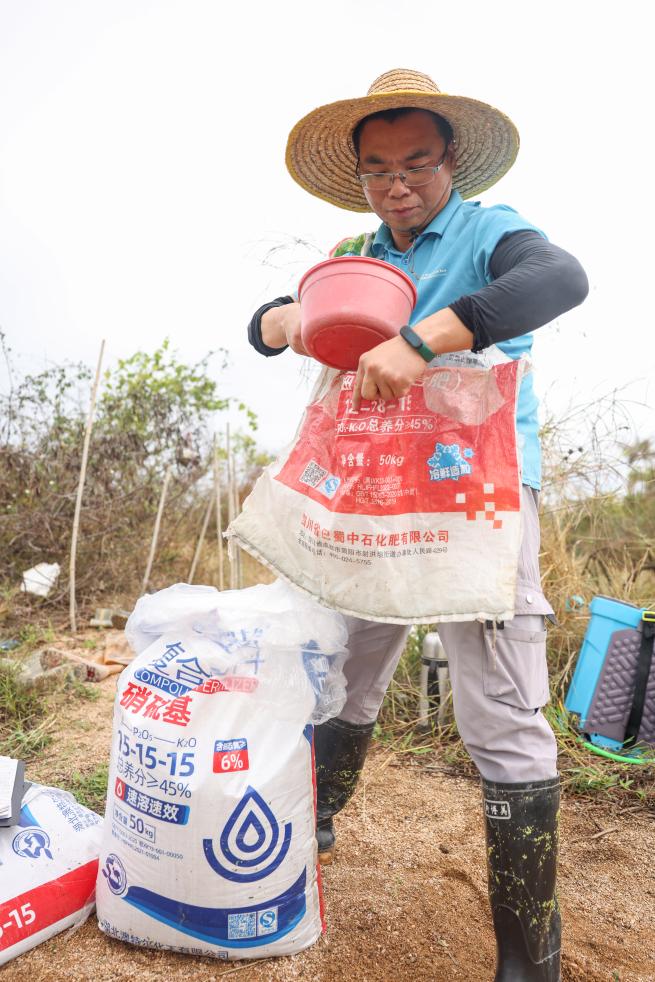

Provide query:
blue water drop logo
left=236, top=810, right=266, bottom=853
left=203, top=785, right=292, bottom=883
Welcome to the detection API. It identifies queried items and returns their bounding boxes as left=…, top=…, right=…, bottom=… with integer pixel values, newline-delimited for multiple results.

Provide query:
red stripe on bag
left=0, top=859, right=98, bottom=952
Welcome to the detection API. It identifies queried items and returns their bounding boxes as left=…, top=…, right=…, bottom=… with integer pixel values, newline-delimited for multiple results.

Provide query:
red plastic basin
left=298, top=256, right=417, bottom=371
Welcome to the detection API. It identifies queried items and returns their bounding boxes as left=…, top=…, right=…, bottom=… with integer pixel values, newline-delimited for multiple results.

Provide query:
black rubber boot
left=313, top=717, right=375, bottom=863
left=482, top=776, right=561, bottom=981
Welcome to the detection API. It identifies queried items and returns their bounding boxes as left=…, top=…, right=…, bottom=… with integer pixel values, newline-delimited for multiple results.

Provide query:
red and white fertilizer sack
left=96, top=581, right=347, bottom=960
left=0, top=785, right=102, bottom=966
left=228, top=360, right=527, bottom=624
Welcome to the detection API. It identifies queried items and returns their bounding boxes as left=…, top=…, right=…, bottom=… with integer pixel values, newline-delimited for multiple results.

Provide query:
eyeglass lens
left=358, top=152, right=449, bottom=191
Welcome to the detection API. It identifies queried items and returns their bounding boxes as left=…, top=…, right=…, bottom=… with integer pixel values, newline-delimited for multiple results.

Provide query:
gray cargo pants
left=338, top=485, right=558, bottom=783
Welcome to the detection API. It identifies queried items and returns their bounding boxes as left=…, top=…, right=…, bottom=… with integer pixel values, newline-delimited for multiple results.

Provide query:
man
left=248, top=69, right=588, bottom=980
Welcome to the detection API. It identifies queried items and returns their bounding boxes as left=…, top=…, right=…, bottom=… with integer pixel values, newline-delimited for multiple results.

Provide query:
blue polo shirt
left=368, top=190, right=544, bottom=490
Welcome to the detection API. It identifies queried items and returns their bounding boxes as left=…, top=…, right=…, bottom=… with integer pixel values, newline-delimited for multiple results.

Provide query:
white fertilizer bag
left=96, top=580, right=347, bottom=960
left=227, top=360, right=528, bottom=624
left=0, top=785, right=103, bottom=966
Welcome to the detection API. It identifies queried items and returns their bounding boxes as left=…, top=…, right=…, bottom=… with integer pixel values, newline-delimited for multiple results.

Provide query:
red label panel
left=213, top=739, right=250, bottom=773
left=0, top=859, right=98, bottom=953
left=275, top=363, right=521, bottom=517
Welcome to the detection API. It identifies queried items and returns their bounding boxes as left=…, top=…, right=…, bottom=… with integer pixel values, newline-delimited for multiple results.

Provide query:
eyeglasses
left=357, top=151, right=449, bottom=192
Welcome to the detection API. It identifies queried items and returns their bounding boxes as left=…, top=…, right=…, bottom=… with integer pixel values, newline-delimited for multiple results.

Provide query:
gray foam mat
left=585, top=627, right=655, bottom=745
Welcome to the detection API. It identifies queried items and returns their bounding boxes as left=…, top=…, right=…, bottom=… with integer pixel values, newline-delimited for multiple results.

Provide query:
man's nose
left=388, top=174, right=411, bottom=198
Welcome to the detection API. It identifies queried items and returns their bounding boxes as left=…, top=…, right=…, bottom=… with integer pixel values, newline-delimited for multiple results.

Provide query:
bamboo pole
left=141, top=465, right=173, bottom=595
left=188, top=493, right=213, bottom=584
left=213, top=438, right=225, bottom=591
left=226, top=425, right=237, bottom=590
left=232, top=451, right=243, bottom=589
left=69, top=339, right=105, bottom=632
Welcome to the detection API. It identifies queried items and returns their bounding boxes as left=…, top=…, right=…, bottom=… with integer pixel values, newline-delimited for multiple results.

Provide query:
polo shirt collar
left=371, top=189, right=464, bottom=256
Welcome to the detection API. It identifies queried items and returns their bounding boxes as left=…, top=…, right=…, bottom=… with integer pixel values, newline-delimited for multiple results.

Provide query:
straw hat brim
left=286, top=91, right=520, bottom=212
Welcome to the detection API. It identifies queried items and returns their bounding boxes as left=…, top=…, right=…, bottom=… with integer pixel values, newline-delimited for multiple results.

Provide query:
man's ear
left=448, top=140, right=457, bottom=172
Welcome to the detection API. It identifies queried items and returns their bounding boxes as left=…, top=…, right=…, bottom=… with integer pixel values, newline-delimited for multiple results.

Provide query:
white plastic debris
left=20, top=563, right=61, bottom=598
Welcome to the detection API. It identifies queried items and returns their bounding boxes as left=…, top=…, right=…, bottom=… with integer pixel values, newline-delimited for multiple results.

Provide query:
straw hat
left=286, top=68, right=520, bottom=213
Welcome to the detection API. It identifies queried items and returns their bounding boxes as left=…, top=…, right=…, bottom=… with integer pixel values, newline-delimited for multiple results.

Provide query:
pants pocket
left=481, top=617, right=550, bottom=711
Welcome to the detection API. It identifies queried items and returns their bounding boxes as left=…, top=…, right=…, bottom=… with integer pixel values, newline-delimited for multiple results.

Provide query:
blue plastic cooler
left=565, top=596, right=655, bottom=751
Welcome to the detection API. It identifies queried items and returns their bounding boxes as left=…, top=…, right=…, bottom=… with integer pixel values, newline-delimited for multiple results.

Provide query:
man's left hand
left=351, top=336, right=427, bottom=410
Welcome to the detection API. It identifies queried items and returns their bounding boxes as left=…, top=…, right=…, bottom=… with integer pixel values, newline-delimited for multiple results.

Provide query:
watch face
left=401, top=326, right=419, bottom=348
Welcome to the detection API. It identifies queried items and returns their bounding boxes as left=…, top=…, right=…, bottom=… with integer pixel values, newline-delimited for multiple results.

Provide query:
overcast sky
left=0, top=0, right=652, bottom=455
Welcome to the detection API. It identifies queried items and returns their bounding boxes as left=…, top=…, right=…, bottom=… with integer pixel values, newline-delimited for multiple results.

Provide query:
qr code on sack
left=299, top=459, right=328, bottom=488
left=227, top=911, right=257, bottom=940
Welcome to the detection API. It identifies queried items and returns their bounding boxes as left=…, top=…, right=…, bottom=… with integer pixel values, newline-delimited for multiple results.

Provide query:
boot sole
left=318, top=848, right=335, bottom=865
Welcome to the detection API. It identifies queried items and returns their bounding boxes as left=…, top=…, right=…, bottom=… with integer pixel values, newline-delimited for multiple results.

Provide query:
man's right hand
left=261, top=302, right=306, bottom=355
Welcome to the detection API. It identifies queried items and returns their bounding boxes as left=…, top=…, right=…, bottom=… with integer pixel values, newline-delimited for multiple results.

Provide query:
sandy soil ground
left=2, top=673, right=654, bottom=982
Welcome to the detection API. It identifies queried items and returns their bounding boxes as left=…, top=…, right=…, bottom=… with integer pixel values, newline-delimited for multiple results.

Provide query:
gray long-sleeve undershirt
left=448, top=231, right=589, bottom=351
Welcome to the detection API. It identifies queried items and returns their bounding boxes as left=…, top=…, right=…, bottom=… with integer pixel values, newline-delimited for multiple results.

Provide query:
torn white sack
left=227, top=360, right=528, bottom=624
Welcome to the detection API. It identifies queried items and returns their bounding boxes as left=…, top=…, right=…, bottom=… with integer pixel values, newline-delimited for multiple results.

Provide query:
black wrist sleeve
left=247, top=295, right=295, bottom=356
left=448, top=231, right=589, bottom=352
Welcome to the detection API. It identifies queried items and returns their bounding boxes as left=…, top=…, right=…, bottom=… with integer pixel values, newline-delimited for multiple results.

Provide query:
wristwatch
left=399, top=324, right=436, bottom=363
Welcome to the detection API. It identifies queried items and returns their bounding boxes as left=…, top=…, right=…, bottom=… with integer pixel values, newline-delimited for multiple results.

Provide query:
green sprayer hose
left=582, top=741, right=649, bottom=766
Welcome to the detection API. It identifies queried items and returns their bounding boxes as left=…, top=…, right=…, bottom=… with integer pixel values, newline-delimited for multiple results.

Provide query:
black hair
left=352, top=107, right=454, bottom=158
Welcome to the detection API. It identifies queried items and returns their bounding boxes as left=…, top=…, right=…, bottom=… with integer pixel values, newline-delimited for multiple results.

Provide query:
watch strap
left=399, top=324, right=436, bottom=363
